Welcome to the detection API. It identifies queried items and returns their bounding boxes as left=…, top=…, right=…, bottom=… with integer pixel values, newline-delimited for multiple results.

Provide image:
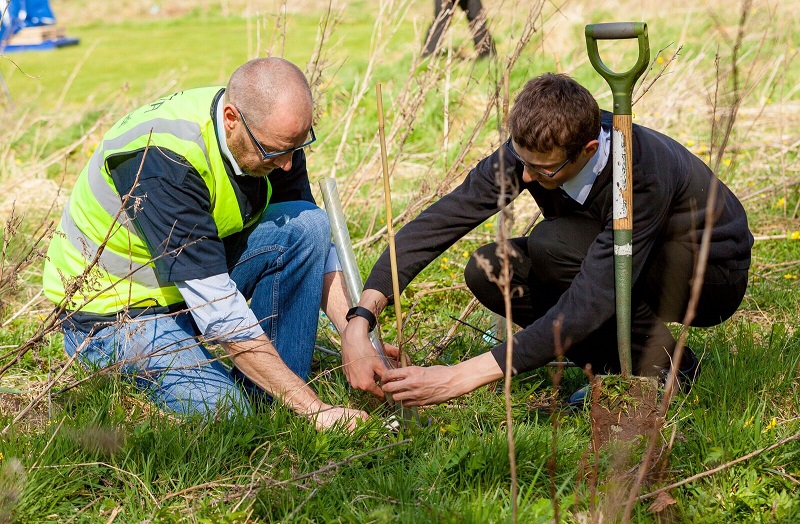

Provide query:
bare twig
left=639, top=429, right=800, bottom=501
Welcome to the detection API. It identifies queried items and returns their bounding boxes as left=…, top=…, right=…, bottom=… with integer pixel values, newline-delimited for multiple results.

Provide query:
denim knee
left=294, top=205, right=331, bottom=251
left=266, top=201, right=330, bottom=257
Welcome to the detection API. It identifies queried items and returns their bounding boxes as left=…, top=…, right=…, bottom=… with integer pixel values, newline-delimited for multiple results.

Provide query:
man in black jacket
left=341, top=73, right=752, bottom=405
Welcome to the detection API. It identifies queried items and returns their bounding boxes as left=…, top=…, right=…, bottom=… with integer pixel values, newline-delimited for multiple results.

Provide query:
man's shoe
left=567, top=385, right=590, bottom=408
left=659, top=346, right=701, bottom=394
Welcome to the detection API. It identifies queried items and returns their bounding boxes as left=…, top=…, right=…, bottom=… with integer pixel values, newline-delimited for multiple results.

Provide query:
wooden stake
left=376, top=83, right=409, bottom=368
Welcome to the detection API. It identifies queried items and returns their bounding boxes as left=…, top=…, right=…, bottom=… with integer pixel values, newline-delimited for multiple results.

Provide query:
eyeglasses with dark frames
left=504, top=137, right=573, bottom=178
left=237, top=107, right=316, bottom=161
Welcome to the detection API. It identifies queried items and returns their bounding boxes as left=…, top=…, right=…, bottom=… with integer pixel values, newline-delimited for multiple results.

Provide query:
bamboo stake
left=376, top=83, right=410, bottom=369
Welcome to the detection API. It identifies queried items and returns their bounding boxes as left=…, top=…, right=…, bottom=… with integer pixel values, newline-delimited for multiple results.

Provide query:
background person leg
left=460, top=0, right=495, bottom=57
left=423, top=0, right=456, bottom=56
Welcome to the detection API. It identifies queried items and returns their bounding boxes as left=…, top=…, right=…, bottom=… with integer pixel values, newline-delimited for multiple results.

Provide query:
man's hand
left=341, top=316, right=398, bottom=397
left=380, top=352, right=505, bottom=406
left=311, top=403, right=369, bottom=431
left=380, top=365, right=458, bottom=406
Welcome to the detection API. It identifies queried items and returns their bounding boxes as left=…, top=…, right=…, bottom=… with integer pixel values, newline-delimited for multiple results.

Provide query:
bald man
left=43, top=58, right=367, bottom=430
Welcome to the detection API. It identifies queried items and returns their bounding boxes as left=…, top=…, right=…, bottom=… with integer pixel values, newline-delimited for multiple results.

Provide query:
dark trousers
left=424, top=0, right=495, bottom=56
left=464, top=215, right=749, bottom=375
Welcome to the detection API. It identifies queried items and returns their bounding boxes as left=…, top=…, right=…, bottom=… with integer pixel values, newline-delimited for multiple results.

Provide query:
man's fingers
left=361, top=378, right=385, bottom=398
left=381, top=366, right=410, bottom=382
left=382, top=343, right=400, bottom=359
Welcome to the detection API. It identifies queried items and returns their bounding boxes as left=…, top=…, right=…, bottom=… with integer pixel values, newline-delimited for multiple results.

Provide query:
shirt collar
left=560, top=126, right=611, bottom=204
left=215, top=96, right=246, bottom=176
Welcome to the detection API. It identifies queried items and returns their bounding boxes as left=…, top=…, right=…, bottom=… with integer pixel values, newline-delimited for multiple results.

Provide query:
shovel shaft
left=586, top=22, right=650, bottom=377
left=611, top=114, right=634, bottom=376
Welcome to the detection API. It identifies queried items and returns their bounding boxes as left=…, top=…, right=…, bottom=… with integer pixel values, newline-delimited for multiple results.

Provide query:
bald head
left=224, top=57, right=313, bottom=127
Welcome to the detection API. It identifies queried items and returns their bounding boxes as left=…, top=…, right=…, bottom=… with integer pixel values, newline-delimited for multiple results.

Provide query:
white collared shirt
left=215, top=96, right=247, bottom=177
left=559, top=127, right=611, bottom=204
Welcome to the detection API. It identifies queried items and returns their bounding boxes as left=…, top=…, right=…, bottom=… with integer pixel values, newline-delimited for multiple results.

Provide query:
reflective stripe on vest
left=58, top=205, right=162, bottom=289
left=86, top=118, right=212, bottom=229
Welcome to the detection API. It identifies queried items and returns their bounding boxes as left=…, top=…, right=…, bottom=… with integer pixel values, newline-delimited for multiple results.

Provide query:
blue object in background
left=1, top=0, right=79, bottom=52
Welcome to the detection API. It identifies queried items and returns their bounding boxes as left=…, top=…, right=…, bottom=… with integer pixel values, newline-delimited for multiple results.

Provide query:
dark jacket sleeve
left=363, top=148, right=522, bottom=298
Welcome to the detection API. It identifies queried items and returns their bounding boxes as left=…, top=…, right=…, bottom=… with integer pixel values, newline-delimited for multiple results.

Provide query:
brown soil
left=590, top=375, right=661, bottom=450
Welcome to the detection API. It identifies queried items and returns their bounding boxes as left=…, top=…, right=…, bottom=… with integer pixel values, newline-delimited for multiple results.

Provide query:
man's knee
left=260, top=201, right=331, bottom=252
left=527, top=217, right=597, bottom=284
left=292, top=203, right=330, bottom=243
left=464, top=243, right=507, bottom=310
left=465, top=244, right=498, bottom=290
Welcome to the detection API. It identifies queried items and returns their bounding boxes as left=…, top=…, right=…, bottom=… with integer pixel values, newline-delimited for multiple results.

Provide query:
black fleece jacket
left=363, top=112, right=753, bottom=374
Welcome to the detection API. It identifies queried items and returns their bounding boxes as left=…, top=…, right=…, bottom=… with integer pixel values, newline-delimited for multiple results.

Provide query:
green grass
left=2, top=0, right=800, bottom=522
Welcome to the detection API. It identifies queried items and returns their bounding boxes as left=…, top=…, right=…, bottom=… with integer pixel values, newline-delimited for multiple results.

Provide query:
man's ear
left=582, top=139, right=599, bottom=158
left=222, top=104, right=238, bottom=131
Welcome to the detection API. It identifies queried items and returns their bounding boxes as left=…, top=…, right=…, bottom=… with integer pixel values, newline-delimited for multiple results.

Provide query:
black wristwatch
left=346, top=306, right=377, bottom=332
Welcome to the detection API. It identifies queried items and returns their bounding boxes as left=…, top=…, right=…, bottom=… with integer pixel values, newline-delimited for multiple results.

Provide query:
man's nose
left=521, top=166, right=534, bottom=183
left=271, top=152, right=293, bottom=171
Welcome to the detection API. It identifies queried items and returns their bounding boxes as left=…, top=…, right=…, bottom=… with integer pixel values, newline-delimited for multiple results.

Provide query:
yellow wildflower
left=789, top=231, right=800, bottom=240
left=774, top=197, right=785, bottom=209
left=656, top=56, right=665, bottom=64
left=762, top=417, right=777, bottom=433
left=743, top=415, right=754, bottom=428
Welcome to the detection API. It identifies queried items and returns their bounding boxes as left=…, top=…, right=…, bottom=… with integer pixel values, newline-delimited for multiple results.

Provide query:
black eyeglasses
left=237, top=108, right=316, bottom=161
left=504, top=137, right=573, bottom=178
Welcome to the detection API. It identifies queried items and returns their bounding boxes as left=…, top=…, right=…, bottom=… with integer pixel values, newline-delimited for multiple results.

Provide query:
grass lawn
left=1, top=0, right=799, bottom=522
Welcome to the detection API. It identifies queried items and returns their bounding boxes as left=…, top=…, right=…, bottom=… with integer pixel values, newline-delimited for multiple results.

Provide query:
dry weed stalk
left=324, top=0, right=413, bottom=182
left=352, top=1, right=545, bottom=248
left=547, top=317, right=569, bottom=523
left=304, top=0, right=345, bottom=124
left=469, top=66, right=521, bottom=521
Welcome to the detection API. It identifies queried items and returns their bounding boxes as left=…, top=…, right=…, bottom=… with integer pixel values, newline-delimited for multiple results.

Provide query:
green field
left=1, top=0, right=799, bottom=522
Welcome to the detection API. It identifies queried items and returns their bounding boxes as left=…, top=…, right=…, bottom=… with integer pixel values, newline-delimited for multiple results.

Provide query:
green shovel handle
left=585, top=22, right=650, bottom=115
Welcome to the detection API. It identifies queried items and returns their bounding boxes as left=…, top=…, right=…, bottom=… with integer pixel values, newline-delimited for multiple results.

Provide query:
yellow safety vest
left=43, top=87, right=271, bottom=313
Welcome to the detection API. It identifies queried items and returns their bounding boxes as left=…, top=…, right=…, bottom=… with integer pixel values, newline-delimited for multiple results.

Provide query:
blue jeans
left=63, top=200, right=330, bottom=416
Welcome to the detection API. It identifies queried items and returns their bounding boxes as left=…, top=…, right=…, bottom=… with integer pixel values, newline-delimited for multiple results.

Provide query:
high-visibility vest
left=43, top=87, right=271, bottom=314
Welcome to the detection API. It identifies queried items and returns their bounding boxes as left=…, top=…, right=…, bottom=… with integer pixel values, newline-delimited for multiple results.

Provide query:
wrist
left=451, top=353, right=504, bottom=396
left=346, top=306, right=377, bottom=332
left=291, top=396, right=327, bottom=416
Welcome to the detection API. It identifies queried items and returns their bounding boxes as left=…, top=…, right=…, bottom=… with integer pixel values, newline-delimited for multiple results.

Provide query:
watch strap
left=346, top=306, right=377, bottom=332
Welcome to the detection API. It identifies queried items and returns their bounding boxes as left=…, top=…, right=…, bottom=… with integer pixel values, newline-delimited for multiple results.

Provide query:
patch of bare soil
left=590, top=375, right=661, bottom=450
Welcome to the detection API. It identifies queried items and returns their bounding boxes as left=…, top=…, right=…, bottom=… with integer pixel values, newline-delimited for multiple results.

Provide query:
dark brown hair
left=508, top=73, right=601, bottom=159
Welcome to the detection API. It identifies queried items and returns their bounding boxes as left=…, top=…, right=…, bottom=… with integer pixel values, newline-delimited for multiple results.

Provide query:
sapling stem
left=376, top=83, right=409, bottom=369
